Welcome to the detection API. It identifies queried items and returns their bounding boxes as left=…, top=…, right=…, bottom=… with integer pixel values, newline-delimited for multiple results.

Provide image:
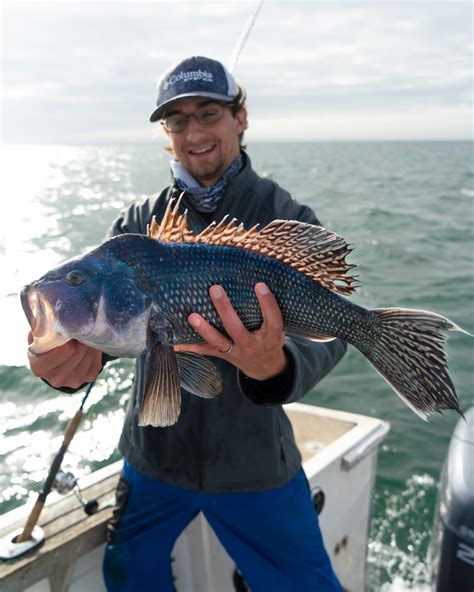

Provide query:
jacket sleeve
left=238, top=190, right=348, bottom=406
left=238, top=337, right=347, bottom=406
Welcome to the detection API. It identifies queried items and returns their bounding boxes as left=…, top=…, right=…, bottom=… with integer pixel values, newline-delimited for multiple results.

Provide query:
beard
left=187, top=154, right=227, bottom=186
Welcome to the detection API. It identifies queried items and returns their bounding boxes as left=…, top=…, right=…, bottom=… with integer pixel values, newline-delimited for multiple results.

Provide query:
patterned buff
left=171, top=155, right=243, bottom=213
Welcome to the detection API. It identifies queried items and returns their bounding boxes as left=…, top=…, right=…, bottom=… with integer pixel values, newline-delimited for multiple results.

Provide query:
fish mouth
left=21, top=285, right=70, bottom=354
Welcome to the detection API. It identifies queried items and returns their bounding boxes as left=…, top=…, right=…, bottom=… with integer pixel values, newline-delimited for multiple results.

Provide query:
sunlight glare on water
left=0, top=146, right=84, bottom=367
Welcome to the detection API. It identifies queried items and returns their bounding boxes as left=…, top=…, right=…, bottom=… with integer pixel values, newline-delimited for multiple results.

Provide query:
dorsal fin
left=148, top=197, right=357, bottom=296
left=147, top=192, right=195, bottom=243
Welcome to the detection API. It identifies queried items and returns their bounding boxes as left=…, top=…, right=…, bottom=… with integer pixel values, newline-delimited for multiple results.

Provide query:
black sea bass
left=21, top=198, right=466, bottom=427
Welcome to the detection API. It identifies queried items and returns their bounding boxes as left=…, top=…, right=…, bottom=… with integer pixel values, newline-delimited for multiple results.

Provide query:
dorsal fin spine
left=148, top=198, right=357, bottom=296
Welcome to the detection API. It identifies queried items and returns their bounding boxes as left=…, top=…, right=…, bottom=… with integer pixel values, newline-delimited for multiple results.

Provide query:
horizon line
left=1, top=138, right=472, bottom=147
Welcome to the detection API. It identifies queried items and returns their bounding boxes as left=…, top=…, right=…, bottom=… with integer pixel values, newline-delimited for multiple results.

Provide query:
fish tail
left=365, top=308, right=467, bottom=419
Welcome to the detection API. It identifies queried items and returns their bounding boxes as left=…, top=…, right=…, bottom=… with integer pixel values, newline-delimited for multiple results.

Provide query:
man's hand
left=174, top=283, right=288, bottom=381
left=27, top=332, right=102, bottom=389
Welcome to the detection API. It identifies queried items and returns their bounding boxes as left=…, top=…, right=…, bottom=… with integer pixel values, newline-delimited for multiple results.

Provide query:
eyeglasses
left=161, top=102, right=228, bottom=133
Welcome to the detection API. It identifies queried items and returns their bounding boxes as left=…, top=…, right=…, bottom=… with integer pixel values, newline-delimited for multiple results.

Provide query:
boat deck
left=287, top=407, right=354, bottom=462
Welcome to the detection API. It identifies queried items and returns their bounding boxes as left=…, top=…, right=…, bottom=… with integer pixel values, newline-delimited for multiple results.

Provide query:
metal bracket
left=0, top=525, right=45, bottom=560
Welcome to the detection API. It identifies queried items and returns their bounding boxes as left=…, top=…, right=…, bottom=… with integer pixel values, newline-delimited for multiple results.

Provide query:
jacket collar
left=169, top=150, right=263, bottom=231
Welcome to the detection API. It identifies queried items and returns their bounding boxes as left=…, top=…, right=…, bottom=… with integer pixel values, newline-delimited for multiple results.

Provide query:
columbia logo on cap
left=163, top=69, right=214, bottom=91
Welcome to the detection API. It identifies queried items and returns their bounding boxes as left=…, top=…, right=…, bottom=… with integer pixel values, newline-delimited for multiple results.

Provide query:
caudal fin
left=365, top=308, right=467, bottom=420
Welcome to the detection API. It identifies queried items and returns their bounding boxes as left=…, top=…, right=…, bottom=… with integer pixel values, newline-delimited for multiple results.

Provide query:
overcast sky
left=1, top=1, right=472, bottom=143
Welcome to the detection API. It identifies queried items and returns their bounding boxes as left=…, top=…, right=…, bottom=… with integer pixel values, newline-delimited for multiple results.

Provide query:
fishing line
left=228, top=0, right=264, bottom=73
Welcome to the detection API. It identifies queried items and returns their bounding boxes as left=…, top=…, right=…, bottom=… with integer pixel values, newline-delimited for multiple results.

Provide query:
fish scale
left=147, top=241, right=374, bottom=349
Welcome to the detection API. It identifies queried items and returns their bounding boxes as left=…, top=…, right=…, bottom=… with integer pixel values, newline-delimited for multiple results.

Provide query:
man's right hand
left=27, top=332, right=103, bottom=390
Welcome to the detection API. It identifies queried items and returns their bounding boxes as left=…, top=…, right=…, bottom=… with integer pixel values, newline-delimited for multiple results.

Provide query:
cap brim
left=149, top=92, right=235, bottom=122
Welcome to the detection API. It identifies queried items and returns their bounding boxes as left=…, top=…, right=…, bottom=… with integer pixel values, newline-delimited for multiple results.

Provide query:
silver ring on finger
left=220, top=340, right=234, bottom=355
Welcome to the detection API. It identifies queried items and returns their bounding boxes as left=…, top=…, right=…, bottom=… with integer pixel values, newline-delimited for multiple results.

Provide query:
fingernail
left=189, top=315, right=201, bottom=327
left=256, top=283, right=269, bottom=295
left=210, top=285, right=224, bottom=299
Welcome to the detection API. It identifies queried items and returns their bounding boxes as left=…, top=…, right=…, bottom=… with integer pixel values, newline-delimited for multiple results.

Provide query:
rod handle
left=63, top=410, right=83, bottom=447
left=15, top=500, right=45, bottom=543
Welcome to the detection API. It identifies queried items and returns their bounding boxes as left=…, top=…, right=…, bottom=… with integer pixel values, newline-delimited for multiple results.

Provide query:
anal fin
left=287, top=327, right=337, bottom=342
left=308, top=334, right=337, bottom=343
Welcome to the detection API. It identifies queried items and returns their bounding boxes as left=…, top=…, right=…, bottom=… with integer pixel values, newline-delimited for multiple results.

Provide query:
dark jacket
left=109, top=152, right=347, bottom=492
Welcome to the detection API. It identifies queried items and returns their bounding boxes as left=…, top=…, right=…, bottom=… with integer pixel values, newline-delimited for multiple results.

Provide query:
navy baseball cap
left=149, top=56, right=239, bottom=122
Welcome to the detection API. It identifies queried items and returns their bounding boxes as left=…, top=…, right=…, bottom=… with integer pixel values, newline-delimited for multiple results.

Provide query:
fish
left=21, top=197, right=467, bottom=427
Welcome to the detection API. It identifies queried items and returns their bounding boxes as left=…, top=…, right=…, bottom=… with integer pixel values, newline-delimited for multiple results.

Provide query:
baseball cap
left=149, top=56, right=239, bottom=122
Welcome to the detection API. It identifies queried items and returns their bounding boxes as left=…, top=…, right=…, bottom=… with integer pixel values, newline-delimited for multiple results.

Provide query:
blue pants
left=103, top=461, right=342, bottom=592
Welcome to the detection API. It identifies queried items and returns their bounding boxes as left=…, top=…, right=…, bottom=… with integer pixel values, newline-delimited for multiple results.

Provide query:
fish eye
left=65, top=271, right=84, bottom=286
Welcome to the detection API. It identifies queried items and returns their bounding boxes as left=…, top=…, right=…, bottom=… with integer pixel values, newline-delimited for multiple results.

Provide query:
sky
left=1, top=0, right=472, bottom=143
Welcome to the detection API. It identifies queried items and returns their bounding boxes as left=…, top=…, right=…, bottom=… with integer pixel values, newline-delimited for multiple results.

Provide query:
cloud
left=1, top=1, right=472, bottom=142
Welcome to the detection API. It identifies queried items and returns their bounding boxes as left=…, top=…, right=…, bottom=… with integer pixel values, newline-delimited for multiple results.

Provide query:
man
left=27, top=56, right=346, bottom=591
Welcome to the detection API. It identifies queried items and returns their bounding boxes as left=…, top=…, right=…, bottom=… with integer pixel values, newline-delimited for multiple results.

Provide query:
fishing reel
left=53, top=470, right=99, bottom=516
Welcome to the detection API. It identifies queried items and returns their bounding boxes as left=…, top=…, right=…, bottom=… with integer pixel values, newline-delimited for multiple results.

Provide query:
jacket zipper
left=181, top=196, right=207, bottom=492
left=197, top=402, right=204, bottom=490
left=276, top=415, right=287, bottom=462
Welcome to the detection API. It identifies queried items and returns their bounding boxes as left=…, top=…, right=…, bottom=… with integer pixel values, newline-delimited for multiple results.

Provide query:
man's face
left=163, top=97, right=248, bottom=188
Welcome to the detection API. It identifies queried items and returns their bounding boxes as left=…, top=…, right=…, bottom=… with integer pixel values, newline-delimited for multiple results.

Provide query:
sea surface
left=0, top=141, right=473, bottom=590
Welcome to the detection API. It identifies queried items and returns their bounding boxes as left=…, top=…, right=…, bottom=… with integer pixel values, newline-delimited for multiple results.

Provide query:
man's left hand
left=173, top=283, right=288, bottom=380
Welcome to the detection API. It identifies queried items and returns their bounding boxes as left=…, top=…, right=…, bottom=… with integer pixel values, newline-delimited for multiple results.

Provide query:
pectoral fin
left=139, top=338, right=181, bottom=428
left=176, top=352, right=223, bottom=398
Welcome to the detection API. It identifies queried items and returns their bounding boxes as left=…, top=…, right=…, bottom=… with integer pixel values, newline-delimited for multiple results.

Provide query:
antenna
left=228, top=0, right=264, bottom=74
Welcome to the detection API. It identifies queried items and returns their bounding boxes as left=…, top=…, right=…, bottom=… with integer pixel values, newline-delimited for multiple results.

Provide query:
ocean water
left=1, top=141, right=473, bottom=590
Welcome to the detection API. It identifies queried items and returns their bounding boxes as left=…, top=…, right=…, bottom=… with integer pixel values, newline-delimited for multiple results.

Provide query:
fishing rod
left=228, top=0, right=264, bottom=74
left=1, top=380, right=97, bottom=558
